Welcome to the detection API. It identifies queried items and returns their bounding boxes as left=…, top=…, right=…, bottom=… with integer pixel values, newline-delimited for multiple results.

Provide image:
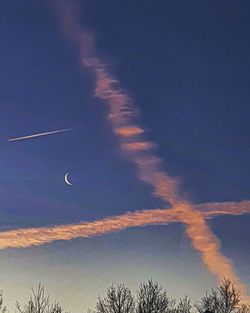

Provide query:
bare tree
left=196, top=289, right=220, bottom=313
left=196, top=279, right=240, bottom=313
left=16, top=283, right=64, bottom=313
left=136, top=280, right=173, bottom=313
left=177, top=296, right=192, bottom=313
left=0, top=291, right=6, bottom=313
left=96, top=284, right=135, bottom=313
left=237, top=304, right=250, bottom=313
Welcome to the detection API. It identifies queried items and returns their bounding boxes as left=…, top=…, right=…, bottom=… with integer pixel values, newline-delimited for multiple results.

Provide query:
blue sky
left=0, top=1, right=250, bottom=312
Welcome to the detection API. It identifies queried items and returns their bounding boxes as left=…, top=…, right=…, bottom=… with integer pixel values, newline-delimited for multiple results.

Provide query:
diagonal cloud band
left=0, top=200, right=249, bottom=250
left=45, top=0, right=250, bottom=299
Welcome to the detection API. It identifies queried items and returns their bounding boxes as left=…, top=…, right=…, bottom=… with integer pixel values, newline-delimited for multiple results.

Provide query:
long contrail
left=47, top=0, right=250, bottom=298
left=0, top=200, right=249, bottom=250
left=8, top=127, right=81, bottom=142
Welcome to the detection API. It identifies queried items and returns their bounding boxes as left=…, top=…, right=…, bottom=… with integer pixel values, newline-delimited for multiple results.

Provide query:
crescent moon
left=64, top=173, right=73, bottom=186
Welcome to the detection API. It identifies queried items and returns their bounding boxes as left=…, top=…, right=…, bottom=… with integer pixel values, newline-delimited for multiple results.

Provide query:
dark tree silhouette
left=136, top=280, right=174, bottom=313
left=195, top=278, right=244, bottom=313
left=96, top=284, right=135, bottom=313
left=176, top=296, right=192, bottom=313
left=237, top=304, right=250, bottom=313
left=0, top=277, right=248, bottom=313
left=96, top=281, right=192, bottom=313
left=0, top=291, right=6, bottom=313
left=16, top=283, right=64, bottom=313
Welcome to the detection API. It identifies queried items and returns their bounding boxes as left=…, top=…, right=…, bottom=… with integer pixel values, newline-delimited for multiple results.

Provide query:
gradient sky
left=0, top=1, right=250, bottom=312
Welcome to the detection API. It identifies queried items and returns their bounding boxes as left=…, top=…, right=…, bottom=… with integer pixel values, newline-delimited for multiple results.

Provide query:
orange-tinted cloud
left=198, top=200, right=250, bottom=217
left=24, top=0, right=250, bottom=299
left=171, top=201, right=249, bottom=299
left=0, top=200, right=249, bottom=249
left=122, top=142, right=153, bottom=152
left=0, top=207, right=177, bottom=250
left=114, top=126, right=144, bottom=137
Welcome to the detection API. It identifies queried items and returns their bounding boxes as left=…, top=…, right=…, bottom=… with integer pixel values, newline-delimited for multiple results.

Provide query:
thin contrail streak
left=45, top=0, right=250, bottom=299
left=0, top=200, right=249, bottom=250
left=8, top=127, right=81, bottom=142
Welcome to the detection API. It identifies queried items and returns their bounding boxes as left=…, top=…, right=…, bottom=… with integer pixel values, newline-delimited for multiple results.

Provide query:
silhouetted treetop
left=0, top=277, right=249, bottom=313
left=195, top=278, right=249, bottom=313
left=96, top=284, right=134, bottom=313
left=137, top=280, right=174, bottom=313
left=0, top=291, right=6, bottom=313
left=16, top=283, right=65, bottom=313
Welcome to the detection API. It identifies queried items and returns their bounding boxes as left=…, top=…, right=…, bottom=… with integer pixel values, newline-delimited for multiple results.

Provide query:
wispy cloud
left=8, top=127, right=81, bottom=142
left=0, top=200, right=249, bottom=250
left=44, top=0, right=250, bottom=298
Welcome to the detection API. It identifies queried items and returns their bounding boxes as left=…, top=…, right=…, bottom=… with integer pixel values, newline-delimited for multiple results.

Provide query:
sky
left=0, top=1, right=250, bottom=312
